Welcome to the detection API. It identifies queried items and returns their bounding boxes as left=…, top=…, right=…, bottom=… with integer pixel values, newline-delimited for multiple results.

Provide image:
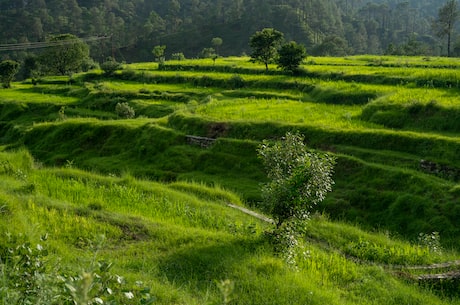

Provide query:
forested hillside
left=0, top=0, right=458, bottom=62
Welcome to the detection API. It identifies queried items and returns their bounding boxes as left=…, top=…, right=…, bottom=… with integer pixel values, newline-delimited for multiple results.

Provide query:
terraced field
left=1, top=55, right=459, bottom=304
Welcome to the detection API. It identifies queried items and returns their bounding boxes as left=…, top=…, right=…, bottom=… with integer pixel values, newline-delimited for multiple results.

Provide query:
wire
left=0, top=36, right=110, bottom=51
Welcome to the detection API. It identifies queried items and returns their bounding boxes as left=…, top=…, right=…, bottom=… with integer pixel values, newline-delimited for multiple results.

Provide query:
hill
left=0, top=55, right=459, bottom=303
left=0, top=0, right=458, bottom=63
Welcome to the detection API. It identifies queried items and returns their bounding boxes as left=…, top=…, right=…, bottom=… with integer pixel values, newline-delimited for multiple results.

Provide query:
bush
left=100, top=57, right=122, bottom=76
left=0, top=234, right=155, bottom=305
left=171, top=52, right=186, bottom=61
left=115, top=102, right=135, bottom=119
left=227, top=74, right=245, bottom=89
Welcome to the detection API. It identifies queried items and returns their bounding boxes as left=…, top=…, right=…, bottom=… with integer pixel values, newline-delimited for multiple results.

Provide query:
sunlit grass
left=0, top=83, right=79, bottom=104
left=380, top=87, right=460, bottom=107
left=95, top=80, right=217, bottom=95
left=1, top=147, right=459, bottom=305
left=194, top=96, right=374, bottom=129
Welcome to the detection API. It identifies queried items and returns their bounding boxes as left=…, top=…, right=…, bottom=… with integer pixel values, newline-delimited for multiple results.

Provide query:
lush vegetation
left=1, top=0, right=460, bottom=64
left=1, top=55, right=460, bottom=304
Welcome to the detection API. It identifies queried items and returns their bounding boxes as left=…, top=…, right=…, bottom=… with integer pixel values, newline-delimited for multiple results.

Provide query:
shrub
left=100, top=57, right=122, bottom=76
left=0, top=233, right=155, bottom=304
left=171, top=52, right=186, bottom=61
left=115, top=102, right=135, bottom=119
left=227, top=74, right=245, bottom=89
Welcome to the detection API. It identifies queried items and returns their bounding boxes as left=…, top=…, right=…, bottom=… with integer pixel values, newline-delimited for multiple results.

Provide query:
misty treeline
left=0, top=0, right=459, bottom=62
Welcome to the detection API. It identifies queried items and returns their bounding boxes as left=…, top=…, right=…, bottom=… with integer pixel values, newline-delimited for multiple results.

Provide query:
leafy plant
left=277, top=41, right=307, bottom=73
left=100, top=57, right=122, bottom=76
left=115, top=102, right=135, bottom=119
left=418, top=232, right=443, bottom=254
left=0, top=60, right=20, bottom=88
left=0, top=233, right=155, bottom=305
left=257, top=132, right=335, bottom=228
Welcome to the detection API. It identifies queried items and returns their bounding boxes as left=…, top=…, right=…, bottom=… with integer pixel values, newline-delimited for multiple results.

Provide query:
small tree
left=277, top=41, right=306, bottom=73
left=152, top=45, right=166, bottom=63
left=211, top=37, right=223, bottom=55
left=249, top=28, right=284, bottom=71
left=40, top=34, right=90, bottom=76
left=0, top=60, right=20, bottom=88
left=199, top=47, right=218, bottom=64
left=258, top=132, right=335, bottom=228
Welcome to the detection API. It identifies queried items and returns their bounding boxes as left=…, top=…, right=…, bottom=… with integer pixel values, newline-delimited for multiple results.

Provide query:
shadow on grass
left=158, top=236, right=267, bottom=291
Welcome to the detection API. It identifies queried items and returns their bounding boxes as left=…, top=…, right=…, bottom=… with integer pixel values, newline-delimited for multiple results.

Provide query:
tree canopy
left=433, top=0, right=459, bottom=57
left=40, top=34, right=90, bottom=76
left=0, top=60, right=20, bottom=88
left=277, top=41, right=307, bottom=73
left=249, top=28, right=284, bottom=71
left=258, top=132, right=335, bottom=227
left=0, top=0, right=458, bottom=62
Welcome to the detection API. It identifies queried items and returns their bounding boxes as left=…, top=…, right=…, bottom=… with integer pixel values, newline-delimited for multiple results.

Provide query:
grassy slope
left=1, top=56, right=460, bottom=303
left=1, top=148, right=458, bottom=304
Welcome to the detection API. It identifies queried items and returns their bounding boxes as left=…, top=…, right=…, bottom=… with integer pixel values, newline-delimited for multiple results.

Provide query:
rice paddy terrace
left=1, top=55, right=459, bottom=304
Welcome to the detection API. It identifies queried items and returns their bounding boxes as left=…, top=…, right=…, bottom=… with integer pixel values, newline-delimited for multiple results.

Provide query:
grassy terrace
left=1, top=55, right=459, bottom=304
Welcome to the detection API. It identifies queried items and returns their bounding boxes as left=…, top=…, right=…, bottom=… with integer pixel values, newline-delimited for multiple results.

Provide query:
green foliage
left=211, top=37, right=223, bottom=52
left=277, top=41, right=306, bottom=73
left=115, top=102, right=135, bottom=119
left=100, top=57, right=122, bottom=76
left=433, top=0, right=459, bottom=56
left=171, top=52, right=186, bottom=61
left=152, top=45, right=166, bottom=63
left=0, top=233, right=155, bottom=305
left=40, top=34, right=90, bottom=76
left=249, top=28, right=284, bottom=71
left=312, top=35, right=349, bottom=56
left=199, top=47, right=217, bottom=61
left=0, top=146, right=459, bottom=304
left=0, top=60, right=20, bottom=88
left=257, top=132, right=335, bottom=227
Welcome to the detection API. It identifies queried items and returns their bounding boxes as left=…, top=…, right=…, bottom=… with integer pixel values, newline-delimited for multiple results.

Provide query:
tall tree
left=40, top=34, right=90, bottom=76
left=249, top=28, right=284, bottom=71
left=433, top=0, right=459, bottom=57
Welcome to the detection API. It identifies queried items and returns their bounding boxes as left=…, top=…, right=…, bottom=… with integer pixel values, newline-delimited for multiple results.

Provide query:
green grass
left=1, top=55, right=460, bottom=303
left=1, top=148, right=459, bottom=304
left=193, top=96, right=371, bottom=128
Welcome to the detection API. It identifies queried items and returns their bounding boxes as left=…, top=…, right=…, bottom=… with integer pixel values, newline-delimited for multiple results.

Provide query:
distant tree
left=249, top=28, right=284, bottom=71
left=402, top=35, right=427, bottom=56
left=433, top=0, right=459, bottom=57
left=100, top=57, right=122, bottom=76
left=171, top=52, right=186, bottom=61
left=311, top=35, right=349, bottom=56
left=0, top=60, right=20, bottom=88
left=152, top=45, right=166, bottom=63
left=277, top=41, right=307, bottom=73
left=40, top=34, right=90, bottom=76
left=211, top=37, right=223, bottom=54
left=199, top=47, right=218, bottom=64
left=257, top=132, right=335, bottom=228
left=20, top=55, right=40, bottom=81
